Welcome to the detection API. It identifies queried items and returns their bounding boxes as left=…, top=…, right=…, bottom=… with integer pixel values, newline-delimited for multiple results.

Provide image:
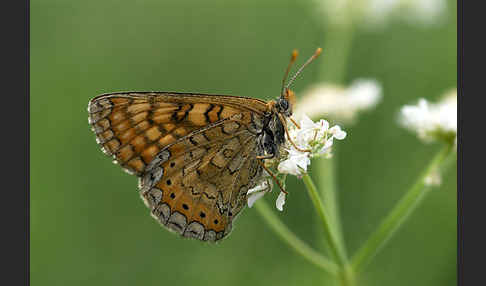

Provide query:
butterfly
left=87, top=48, right=321, bottom=242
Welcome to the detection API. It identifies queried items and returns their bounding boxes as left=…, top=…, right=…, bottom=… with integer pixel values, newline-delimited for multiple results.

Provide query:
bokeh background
left=31, top=0, right=456, bottom=285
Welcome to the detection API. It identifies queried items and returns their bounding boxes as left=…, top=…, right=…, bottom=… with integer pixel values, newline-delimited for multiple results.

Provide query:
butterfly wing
left=88, top=92, right=269, bottom=241
left=88, top=92, right=267, bottom=176
left=139, top=117, right=264, bottom=241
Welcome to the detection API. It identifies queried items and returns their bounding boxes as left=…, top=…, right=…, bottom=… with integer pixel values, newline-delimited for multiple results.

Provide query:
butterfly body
left=88, top=91, right=291, bottom=241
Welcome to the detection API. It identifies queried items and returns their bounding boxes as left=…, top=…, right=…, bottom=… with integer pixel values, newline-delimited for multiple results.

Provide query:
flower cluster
left=294, top=79, right=382, bottom=124
left=247, top=115, right=347, bottom=211
left=313, top=0, right=447, bottom=28
left=398, top=88, right=457, bottom=145
left=364, top=0, right=447, bottom=27
left=278, top=115, right=347, bottom=176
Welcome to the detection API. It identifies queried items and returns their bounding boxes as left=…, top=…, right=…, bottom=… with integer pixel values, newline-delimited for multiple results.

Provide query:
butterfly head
left=276, top=88, right=296, bottom=117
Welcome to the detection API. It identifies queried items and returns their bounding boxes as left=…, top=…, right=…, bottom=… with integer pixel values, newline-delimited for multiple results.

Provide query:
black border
left=3, top=0, right=29, bottom=285
left=460, top=0, right=485, bottom=285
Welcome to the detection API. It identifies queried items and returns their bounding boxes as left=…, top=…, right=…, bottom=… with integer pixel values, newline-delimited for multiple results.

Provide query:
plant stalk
left=254, top=199, right=339, bottom=276
left=351, top=144, right=455, bottom=272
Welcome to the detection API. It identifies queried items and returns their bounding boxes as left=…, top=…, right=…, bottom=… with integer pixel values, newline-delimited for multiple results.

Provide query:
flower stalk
left=302, top=173, right=348, bottom=267
left=351, top=143, right=455, bottom=272
left=316, top=157, right=346, bottom=251
left=254, top=199, right=339, bottom=275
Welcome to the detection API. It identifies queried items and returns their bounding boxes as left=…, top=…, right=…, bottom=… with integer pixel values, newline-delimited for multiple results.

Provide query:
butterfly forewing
left=88, top=92, right=267, bottom=176
left=88, top=92, right=269, bottom=241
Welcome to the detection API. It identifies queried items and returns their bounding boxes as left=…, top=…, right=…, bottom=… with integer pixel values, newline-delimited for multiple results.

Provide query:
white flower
left=277, top=115, right=347, bottom=175
left=249, top=115, right=347, bottom=210
left=312, top=0, right=447, bottom=29
left=276, top=192, right=286, bottom=211
left=364, top=0, right=447, bottom=27
left=292, top=115, right=330, bottom=150
left=398, top=88, right=457, bottom=145
left=247, top=179, right=272, bottom=208
left=295, top=79, right=382, bottom=125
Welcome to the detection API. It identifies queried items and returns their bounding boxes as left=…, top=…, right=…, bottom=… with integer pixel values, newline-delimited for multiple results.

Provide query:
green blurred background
left=31, top=0, right=456, bottom=285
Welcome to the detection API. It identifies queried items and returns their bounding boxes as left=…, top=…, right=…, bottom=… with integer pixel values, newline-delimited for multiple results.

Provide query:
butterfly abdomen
left=257, top=111, right=287, bottom=159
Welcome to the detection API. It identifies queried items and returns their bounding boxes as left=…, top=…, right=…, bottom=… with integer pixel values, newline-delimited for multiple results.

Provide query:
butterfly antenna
left=281, top=49, right=299, bottom=96
left=285, top=48, right=322, bottom=90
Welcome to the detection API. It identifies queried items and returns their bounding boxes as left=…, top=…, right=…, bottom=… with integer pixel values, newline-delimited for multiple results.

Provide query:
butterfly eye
left=278, top=98, right=289, bottom=112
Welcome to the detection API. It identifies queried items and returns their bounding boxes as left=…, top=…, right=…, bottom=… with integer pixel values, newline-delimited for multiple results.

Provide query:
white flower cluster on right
left=365, top=0, right=447, bottom=27
left=277, top=115, right=347, bottom=177
left=398, top=89, right=457, bottom=145
left=313, top=0, right=447, bottom=28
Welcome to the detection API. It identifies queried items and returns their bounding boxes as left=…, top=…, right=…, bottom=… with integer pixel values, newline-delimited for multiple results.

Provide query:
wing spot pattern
left=88, top=93, right=273, bottom=242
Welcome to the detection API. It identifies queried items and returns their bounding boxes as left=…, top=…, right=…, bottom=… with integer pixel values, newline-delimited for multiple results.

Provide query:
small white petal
left=247, top=181, right=268, bottom=195
left=247, top=179, right=272, bottom=207
left=318, top=138, right=334, bottom=154
left=247, top=192, right=266, bottom=208
left=278, top=158, right=301, bottom=176
left=329, top=125, right=347, bottom=140
left=289, top=149, right=311, bottom=169
left=276, top=192, right=286, bottom=211
left=318, top=119, right=330, bottom=131
left=300, top=114, right=316, bottom=130
left=277, top=149, right=310, bottom=176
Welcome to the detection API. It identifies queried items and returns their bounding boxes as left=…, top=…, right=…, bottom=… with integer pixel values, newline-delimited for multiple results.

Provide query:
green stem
left=316, top=157, right=346, bottom=258
left=339, top=264, right=357, bottom=286
left=254, top=199, right=339, bottom=276
left=320, top=22, right=355, bottom=84
left=303, top=173, right=348, bottom=267
left=351, top=144, right=455, bottom=272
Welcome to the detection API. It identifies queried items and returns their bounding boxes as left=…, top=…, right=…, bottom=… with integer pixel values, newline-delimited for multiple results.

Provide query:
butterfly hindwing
left=139, top=116, right=265, bottom=241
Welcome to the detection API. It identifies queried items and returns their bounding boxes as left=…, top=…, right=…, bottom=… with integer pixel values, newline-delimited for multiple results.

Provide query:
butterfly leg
left=289, top=117, right=301, bottom=129
left=256, top=154, right=275, bottom=160
left=256, top=159, right=288, bottom=195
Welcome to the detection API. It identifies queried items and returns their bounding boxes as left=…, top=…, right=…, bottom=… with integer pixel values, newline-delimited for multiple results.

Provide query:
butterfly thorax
left=257, top=97, right=292, bottom=160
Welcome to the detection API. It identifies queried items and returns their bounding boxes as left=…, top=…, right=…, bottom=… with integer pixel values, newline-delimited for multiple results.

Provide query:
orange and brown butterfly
left=87, top=48, right=322, bottom=242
